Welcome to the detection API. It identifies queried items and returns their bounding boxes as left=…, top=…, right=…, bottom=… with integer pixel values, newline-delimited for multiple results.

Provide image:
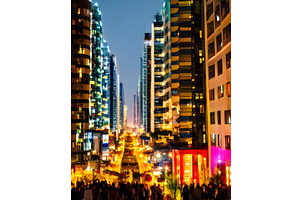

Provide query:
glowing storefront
left=172, top=149, right=208, bottom=185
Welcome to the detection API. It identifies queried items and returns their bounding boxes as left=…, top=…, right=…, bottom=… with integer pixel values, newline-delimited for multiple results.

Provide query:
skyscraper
left=169, top=0, right=208, bottom=149
left=119, top=82, right=124, bottom=129
left=109, top=54, right=119, bottom=133
left=151, top=13, right=165, bottom=132
left=142, top=33, right=152, bottom=133
left=101, top=40, right=111, bottom=130
left=133, top=94, right=137, bottom=126
left=124, top=105, right=128, bottom=130
left=71, top=0, right=92, bottom=163
left=90, top=2, right=103, bottom=129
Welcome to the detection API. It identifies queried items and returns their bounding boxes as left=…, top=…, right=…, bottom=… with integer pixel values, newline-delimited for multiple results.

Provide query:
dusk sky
left=95, top=0, right=164, bottom=124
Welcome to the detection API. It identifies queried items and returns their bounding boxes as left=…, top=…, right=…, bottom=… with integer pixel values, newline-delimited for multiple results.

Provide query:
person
left=182, top=184, right=189, bottom=200
left=206, top=183, right=214, bottom=200
left=201, top=184, right=207, bottom=200
left=188, top=184, right=194, bottom=200
left=192, top=184, right=202, bottom=200
left=84, top=185, right=93, bottom=200
left=157, top=184, right=163, bottom=200
left=71, top=183, right=80, bottom=200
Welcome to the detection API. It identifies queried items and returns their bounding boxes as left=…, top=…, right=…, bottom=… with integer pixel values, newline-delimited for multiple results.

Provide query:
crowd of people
left=181, top=183, right=231, bottom=200
left=71, top=180, right=163, bottom=200
left=71, top=180, right=231, bottom=200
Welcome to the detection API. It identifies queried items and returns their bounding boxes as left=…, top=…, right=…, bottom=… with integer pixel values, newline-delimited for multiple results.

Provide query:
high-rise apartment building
left=151, top=13, right=165, bottom=132
left=90, top=3, right=103, bottom=129
left=71, top=0, right=92, bottom=163
left=205, top=0, right=231, bottom=178
left=169, top=0, right=208, bottom=149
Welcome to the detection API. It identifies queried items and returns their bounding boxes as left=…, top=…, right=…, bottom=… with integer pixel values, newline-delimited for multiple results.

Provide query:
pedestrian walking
left=192, top=184, right=202, bottom=200
left=84, top=185, right=93, bottom=200
left=182, top=184, right=189, bottom=200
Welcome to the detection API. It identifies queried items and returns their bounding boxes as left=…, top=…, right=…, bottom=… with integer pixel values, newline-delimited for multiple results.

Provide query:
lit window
left=218, top=134, right=222, bottom=147
left=78, top=8, right=81, bottom=14
left=227, top=82, right=231, bottom=97
left=218, top=85, right=224, bottom=99
left=199, top=104, right=205, bottom=114
left=211, top=134, right=216, bottom=146
left=226, top=52, right=231, bottom=69
left=225, top=135, right=231, bottom=150
left=203, top=133, right=206, bottom=143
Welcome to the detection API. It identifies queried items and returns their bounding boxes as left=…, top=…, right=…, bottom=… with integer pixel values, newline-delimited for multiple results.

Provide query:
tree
left=166, top=174, right=180, bottom=200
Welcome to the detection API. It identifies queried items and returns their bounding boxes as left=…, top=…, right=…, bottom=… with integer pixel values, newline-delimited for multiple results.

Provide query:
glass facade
left=90, top=3, right=103, bottom=129
left=101, top=40, right=110, bottom=129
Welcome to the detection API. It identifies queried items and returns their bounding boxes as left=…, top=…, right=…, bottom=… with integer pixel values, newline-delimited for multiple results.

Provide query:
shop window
left=217, top=111, right=221, bottom=125
left=223, top=23, right=231, bottom=46
left=226, top=52, right=231, bottom=69
left=210, top=112, right=215, bottom=124
left=225, top=135, right=231, bottom=150
left=216, top=33, right=222, bottom=52
left=218, top=85, right=224, bottom=99
left=227, top=82, right=231, bottom=97
left=209, top=88, right=215, bottom=101
left=218, top=59, right=223, bottom=75
left=225, top=110, right=231, bottom=124
left=209, top=64, right=215, bottom=79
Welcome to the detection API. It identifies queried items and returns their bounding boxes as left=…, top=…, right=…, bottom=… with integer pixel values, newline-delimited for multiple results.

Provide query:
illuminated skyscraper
left=124, top=105, right=128, bottom=130
left=101, top=40, right=110, bottom=130
left=90, top=2, right=103, bottom=129
left=151, top=13, right=165, bottom=132
left=109, top=54, right=119, bottom=133
left=71, top=0, right=92, bottom=163
left=142, top=33, right=152, bottom=133
left=169, top=0, right=208, bottom=149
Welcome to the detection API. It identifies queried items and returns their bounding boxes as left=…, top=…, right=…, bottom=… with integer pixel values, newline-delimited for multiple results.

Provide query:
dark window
left=217, top=111, right=221, bottom=125
left=223, top=23, right=231, bottom=46
left=216, top=33, right=222, bottom=52
left=208, top=42, right=215, bottom=59
left=206, top=2, right=214, bottom=20
left=215, top=5, right=221, bottom=28
left=221, top=0, right=230, bottom=20
left=226, top=52, right=231, bottom=68
left=210, top=112, right=215, bottom=124
left=225, top=135, right=231, bottom=150
left=225, top=110, right=231, bottom=124
left=209, top=88, right=215, bottom=101
left=209, top=65, right=215, bottom=79
left=218, top=59, right=223, bottom=75
left=207, top=21, right=214, bottom=38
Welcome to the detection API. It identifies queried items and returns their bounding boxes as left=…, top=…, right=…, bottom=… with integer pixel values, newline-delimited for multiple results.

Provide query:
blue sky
left=95, top=0, right=164, bottom=124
